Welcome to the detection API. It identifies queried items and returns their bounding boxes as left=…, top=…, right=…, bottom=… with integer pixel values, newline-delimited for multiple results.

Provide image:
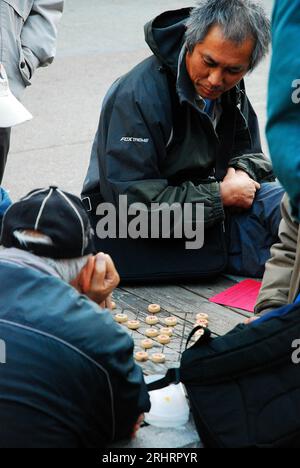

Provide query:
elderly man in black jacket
left=83, top=0, right=284, bottom=281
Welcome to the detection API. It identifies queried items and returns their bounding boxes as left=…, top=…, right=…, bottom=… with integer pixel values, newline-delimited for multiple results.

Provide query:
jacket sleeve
left=95, top=84, right=225, bottom=228
left=267, top=0, right=300, bottom=222
left=98, top=314, right=151, bottom=442
left=20, top=0, right=64, bottom=76
left=229, top=93, right=275, bottom=183
left=255, top=195, right=298, bottom=315
left=69, top=294, right=151, bottom=443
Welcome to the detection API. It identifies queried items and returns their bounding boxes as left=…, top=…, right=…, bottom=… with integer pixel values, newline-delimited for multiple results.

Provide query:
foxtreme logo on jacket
left=120, top=137, right=149, bottom=143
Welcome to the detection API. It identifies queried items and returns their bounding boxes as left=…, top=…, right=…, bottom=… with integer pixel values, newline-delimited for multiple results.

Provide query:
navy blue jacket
left=0, top=262, right=150, bottom=448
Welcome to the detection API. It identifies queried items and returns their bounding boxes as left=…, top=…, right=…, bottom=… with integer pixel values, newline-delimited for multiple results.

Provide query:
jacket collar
left=0, top=247, right=60, bottom=278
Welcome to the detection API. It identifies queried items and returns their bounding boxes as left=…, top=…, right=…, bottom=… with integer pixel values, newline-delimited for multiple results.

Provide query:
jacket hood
left=144, top=8, right=192, bottom=75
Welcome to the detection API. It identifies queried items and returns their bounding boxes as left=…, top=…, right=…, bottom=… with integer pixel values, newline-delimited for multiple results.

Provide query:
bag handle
left=147, top=327, right=212, bottom=392
left=185, top=325, right=212, bottom=349
left=147, top=368, right=181, bottom=392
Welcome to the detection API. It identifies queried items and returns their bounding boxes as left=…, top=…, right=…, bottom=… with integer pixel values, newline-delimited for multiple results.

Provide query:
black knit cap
left=0, top=187, right=96, bottom=259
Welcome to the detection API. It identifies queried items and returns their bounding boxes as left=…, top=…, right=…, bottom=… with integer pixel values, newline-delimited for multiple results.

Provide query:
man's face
left=186, top=25, right=254, bottom=100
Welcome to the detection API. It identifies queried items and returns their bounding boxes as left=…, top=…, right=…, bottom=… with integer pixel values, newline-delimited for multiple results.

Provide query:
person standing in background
left=0, top=63, right=32, bottom=222
left=254, top=0, right=300, bottom=315
left=0, top=0, right=64, bottom=183
left=266, top=0, right=300, bottom=221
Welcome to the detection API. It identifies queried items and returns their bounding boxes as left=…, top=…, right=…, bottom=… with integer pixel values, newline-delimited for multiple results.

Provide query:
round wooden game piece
left=157, top=334, right=171, bottom=345
left=141, top=339, right=154, bottom=349
left=196, top=313, right=209, bottom=321
left=111, top=301, right=117, bottom=310
left=114, top=313, right=128, bottom=324
left=164, top=316, right=177, bottom=327
left=127, top=320, right=141, bottom=330
left=145, top=328, right=159, bottom=338
left=148, top=304, right=161, bottom=314
left=145, top=315, right=159, bottom=326
left=160, top=327, right=173, bottom=337
left=135, top=351, right=149, bottom=362
left=151, top=353, right=166, bottom=364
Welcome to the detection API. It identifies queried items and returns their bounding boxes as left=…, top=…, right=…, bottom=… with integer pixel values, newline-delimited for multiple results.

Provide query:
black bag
left=82, top=204, right=227, bottom=284
left=148, top=303, right=300, bottom=448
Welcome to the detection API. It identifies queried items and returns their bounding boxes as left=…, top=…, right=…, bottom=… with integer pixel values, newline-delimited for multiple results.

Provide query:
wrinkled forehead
left=198, top=25, right=255, bottom=66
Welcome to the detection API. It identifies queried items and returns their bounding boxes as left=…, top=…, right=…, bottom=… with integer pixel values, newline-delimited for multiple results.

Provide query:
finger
left=90, top=253, right=107, bottom=292
left=226, top=167, right=236, bottom=178
left=106, top=294, right=113, bottom=310
left=81, top=256, right=96, bottom=294
left=245, top=317, right=259, bottom=325
left=131, top=414, right=145, bottom=439
left=103, top=254, right=120, bottom=289
left=254, top=181, right=261, bottom=190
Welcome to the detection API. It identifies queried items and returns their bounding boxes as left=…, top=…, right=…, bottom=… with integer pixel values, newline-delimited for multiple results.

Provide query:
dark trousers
left=226, top=182, right=285, bottom=278
left=0, top=127, right=11, bottom=184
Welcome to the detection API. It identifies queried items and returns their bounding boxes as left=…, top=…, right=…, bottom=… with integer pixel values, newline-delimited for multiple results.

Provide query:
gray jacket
left=0, top=0, right=64, bottom=98
left=255, top=195, right=300, bottom=315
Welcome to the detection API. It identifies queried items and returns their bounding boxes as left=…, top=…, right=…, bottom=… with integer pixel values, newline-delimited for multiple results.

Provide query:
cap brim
left=0, top=92, right=33, bottom=127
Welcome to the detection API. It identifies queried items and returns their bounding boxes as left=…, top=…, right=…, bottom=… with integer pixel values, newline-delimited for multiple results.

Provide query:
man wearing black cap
left=0, top=186, right=150, bottom=448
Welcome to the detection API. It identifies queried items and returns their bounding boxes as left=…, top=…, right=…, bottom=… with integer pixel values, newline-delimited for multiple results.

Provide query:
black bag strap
left=81, top=192, right=103, bottom=213
left=185, top=325, right=212, bottom=349
left=147, top=368, right=181, bottom=392
left=147, top=327, right=212, bottom=392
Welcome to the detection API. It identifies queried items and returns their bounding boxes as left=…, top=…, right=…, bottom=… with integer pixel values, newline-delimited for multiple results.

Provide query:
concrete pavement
left=2, top=0, right=275, bottom=450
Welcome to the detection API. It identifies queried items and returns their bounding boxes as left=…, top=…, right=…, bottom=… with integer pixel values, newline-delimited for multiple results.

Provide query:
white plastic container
left=144, top=375, right=190, bottom=428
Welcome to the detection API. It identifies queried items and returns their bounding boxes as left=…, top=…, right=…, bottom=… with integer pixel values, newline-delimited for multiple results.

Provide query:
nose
left=208, top=69, right=224, bottom=89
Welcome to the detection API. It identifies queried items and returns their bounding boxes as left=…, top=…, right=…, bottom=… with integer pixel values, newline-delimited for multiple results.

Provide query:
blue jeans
left=226, top=182, right=285, bottom=278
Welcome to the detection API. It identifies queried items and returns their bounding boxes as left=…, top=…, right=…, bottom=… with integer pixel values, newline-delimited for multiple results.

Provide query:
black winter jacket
left=82, top=7, right=274, bottom=227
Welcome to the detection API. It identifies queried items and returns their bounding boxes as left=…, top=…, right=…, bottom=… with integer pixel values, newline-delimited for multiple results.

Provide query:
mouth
left=197, top=84, right=222, bottom=98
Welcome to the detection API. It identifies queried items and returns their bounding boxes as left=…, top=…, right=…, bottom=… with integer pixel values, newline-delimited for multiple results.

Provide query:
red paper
left=209, top=280, right=262, bottom=313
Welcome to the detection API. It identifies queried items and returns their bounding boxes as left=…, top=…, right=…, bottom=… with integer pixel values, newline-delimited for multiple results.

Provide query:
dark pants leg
left=0, top=127, right=11, bottom=184
left=226, top=182, right=285, bottom=278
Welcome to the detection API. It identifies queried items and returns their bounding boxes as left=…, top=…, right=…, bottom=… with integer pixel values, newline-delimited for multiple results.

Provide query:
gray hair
left=42, top=256, right=90, bottom=284
left=185, top=0, right=271, bottom=71
left=13, top=230, right=90, bottom=284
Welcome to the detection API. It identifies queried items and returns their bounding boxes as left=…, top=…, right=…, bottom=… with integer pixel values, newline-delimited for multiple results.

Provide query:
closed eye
left=203, top=59, right=218, bottom=68
left=227, top=68, right=243, bottom=75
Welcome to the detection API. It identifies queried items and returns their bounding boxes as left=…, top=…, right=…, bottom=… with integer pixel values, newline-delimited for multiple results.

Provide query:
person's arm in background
left=255, top=195, right=298, bottom=315
left=21, top=0, right=64, bottom=77
left=267, top=0, right=300, bottom=221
